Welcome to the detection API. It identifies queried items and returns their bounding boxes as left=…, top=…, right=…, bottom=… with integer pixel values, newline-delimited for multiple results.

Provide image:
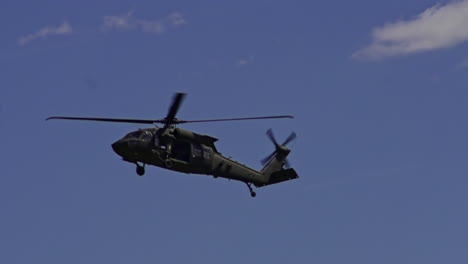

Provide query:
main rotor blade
left=46, top=115, right=293, bottom=125
left=46, top=116, right=158, bottom=124
left=180, top=115, right=293, bottom=124
left=282, top=132, right=297, bottom=146
left=165, top=93, right=186, bottom=124
left=266, top=128, right=279, bottom=147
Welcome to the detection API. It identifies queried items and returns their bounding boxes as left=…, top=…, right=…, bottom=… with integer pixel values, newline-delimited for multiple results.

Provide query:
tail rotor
left=261, top=129, right=296, bottom=168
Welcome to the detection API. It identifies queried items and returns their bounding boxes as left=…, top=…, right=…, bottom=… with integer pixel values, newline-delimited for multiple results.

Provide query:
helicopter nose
left=111, top=140, right=127, bottom=157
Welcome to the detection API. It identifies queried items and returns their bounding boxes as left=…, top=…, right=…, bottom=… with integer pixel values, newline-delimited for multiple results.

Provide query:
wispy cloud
left=353, top=0, right=468, bottom=60
left=167, top=12, right=187, bottom=27
left=18, top=22, right=72, bottom=46
left=138, top=20, right=165, bottom=34
left=236, top=56, right=254, bottom=67
left=102, top=10, right=135, bottom=31
left=460, top=58, right=468, bottom=67
left=101, top=11, right=186, bottom=34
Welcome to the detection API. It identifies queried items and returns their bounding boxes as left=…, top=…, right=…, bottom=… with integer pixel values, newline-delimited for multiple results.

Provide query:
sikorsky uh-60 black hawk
left=47, top=93, right=298, bottom=197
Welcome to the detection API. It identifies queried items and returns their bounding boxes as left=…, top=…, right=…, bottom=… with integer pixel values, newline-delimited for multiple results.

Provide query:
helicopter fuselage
left=47, top=92, right=298, bottom=197
left=111, top=127, right=268, bottom=186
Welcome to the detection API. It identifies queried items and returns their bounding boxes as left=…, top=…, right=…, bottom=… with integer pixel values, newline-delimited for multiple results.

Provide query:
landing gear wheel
left=164, top=159, right=173, bottom=168
left=245, top=182, right=257, bottom=198
left=136, top=165, right=145, bottom=176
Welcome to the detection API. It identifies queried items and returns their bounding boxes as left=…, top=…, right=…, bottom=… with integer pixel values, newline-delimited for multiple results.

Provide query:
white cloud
left=353, top=0, right=468, bottom=60
left=102, top=10, right=135, bottom=31
left=18, top=22, right=72, bottom=46
left=101, top=11, right=186, bottom=34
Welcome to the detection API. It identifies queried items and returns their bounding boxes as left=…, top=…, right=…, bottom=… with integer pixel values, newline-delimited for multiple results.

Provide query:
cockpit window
left=126, top=131, right=143, bottom=139
left=141, top=131, right=153, bottom=141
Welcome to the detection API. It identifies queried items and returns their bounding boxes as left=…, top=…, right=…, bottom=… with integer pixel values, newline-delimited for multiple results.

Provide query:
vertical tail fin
left=261, top=146, right=289, bottom=176
left=257, top=129, right=299, bottom=187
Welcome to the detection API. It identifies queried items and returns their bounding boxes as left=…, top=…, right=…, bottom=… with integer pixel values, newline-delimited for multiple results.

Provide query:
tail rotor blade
left=282, top=132, right=297, bottom=146
left=266, top=129, right=279, bottom=147
left=261, top=130, right=297, bottom=168
left=261, top=151, right=276, bottom=166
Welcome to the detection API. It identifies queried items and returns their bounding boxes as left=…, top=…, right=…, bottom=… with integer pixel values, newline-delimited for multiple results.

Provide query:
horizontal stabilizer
left=256, top=168, right=299, bottom=187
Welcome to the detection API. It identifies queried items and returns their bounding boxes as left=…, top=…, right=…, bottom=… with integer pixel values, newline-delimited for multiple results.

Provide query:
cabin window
left=192, top=144, right=202, bottom=157
left=203, top=147, right=212, bottom=160
left=173, top=141, right=191, bottom=162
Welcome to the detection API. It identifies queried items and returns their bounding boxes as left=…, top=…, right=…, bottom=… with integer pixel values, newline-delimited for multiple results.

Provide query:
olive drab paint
left=47, top=93, right=298, bottom=197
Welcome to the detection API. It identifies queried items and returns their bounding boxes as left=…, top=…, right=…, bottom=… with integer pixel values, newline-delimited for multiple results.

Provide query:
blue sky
left=1, top=0, right=468, bottom=263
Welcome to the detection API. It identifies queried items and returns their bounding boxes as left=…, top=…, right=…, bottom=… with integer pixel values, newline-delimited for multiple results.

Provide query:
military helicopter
left=47, top=93, right=298, bottom=197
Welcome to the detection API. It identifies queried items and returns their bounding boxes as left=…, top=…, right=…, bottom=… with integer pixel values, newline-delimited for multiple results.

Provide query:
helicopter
left=47, top=93, right=298, bottom=197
